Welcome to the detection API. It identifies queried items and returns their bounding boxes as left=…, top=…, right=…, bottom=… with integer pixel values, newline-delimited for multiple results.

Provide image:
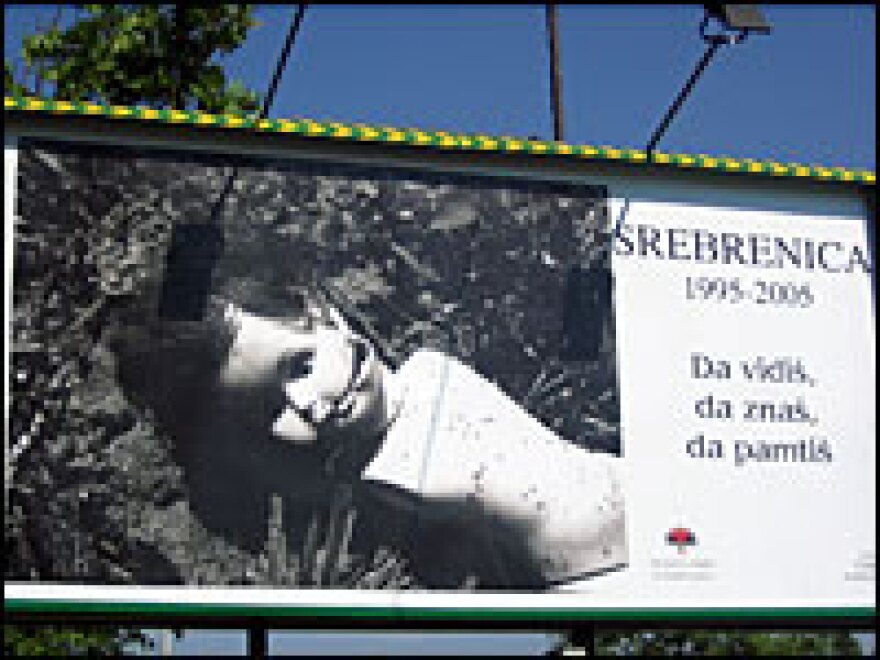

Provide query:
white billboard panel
left=608, top=189, right=875, bottom=608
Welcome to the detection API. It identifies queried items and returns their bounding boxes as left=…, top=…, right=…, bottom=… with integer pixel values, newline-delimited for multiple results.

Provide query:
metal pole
left=545, top=4, right=564, bottom=142
left=645, top=38, right=723, bottom=155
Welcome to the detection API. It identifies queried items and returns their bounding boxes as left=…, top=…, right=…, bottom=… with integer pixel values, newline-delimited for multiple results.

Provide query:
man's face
left=216, top=303, right=385, bottom=448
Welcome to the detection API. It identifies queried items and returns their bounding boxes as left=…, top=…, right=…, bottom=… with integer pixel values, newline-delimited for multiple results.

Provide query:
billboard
left=4, top=124, right=875, bottom=620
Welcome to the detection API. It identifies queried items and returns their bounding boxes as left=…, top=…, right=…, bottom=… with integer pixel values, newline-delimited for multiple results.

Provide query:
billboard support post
left=247, top=626, right=267, bottom=659
left=566, top=625, right=597, bottom=656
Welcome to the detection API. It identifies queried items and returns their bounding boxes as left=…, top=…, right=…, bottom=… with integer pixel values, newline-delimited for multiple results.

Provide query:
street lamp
left=704, top=4, right=772, bottom=35
left=645, top=4, right=772, bottom=155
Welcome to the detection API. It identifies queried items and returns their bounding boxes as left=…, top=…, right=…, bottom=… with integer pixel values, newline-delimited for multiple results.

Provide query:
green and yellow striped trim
left=5, top=96, right=875, bottom=185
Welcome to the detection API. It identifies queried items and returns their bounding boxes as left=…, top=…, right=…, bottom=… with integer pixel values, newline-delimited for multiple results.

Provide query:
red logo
left=666, top=527, right=697, bottom=554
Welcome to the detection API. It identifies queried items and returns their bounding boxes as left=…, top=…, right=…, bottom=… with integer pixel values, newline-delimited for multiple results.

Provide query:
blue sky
left=5, top=4, right=876, bottom=656
left=5, top=4, right=876, bottom=170
left=128, top=630, right=561, bottom=656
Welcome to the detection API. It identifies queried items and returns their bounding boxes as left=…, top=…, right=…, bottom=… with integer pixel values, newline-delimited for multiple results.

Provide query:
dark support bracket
left=645, top=38, right=723, bottom=156
left=645, top=6, right=767, bottom=156
left=259, top=4, right=308, bottom=120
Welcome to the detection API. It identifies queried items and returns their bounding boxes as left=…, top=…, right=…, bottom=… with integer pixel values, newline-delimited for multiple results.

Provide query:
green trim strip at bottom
left=5, top=600, right=874, bottom=621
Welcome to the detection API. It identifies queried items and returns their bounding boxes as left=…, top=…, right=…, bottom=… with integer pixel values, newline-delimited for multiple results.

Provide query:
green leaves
left=4, top=60, right=32, bottom=96
left=9, top=4, right=261, bottom=114
left=3, top=625, right=152, bottom=656
left=592, top=630, right=865, bottom=656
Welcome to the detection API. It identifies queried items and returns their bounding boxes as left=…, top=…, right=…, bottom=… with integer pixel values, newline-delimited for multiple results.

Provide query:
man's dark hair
left=105, top=297, right=239, bottom=445
left=103, top=283, right=354, bottom=461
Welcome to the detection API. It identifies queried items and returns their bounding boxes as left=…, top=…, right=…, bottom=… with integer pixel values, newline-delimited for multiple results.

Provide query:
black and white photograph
left=6, top=139, right=624, bottom=591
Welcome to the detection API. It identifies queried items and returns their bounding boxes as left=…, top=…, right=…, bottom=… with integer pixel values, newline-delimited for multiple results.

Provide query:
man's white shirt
left=364, top=349, right=627, bottom=585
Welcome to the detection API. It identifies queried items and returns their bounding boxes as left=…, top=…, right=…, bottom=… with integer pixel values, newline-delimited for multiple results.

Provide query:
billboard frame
left=4, top=96, right=876, bottom=628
